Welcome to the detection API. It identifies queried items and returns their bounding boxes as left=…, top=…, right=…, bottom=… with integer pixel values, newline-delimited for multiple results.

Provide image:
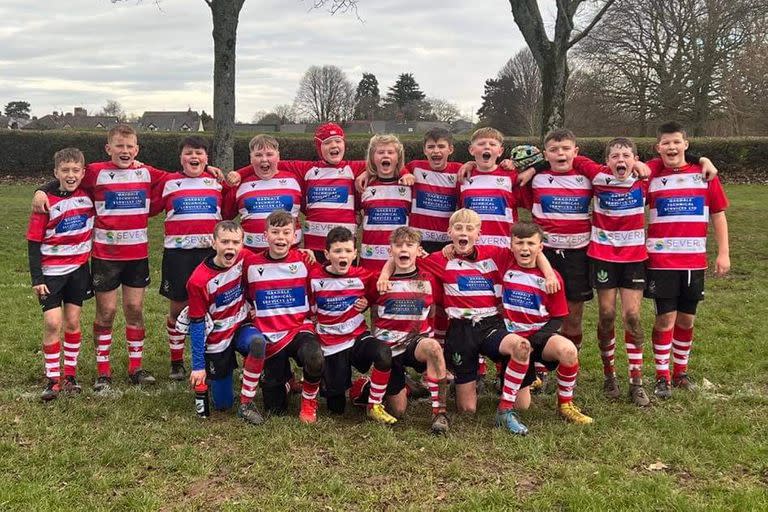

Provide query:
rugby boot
left=558, top=402, right=594, bottom=425
left=367, top=403, right=398, bottom=425
left=654, top=377, right=672, bottom=399
left=431, top=412, right=450, bottom=436
left=495, top=409, right=529, bottom=435
left=169, top=361, right=186, bottom=381
left=672, top=373, right=697, bottom=392
left=93, top=375, right=113, bottom=394
left=629, top=383, right=651, bottom=407
left=603, top=375, right=621, bottom=399
left=128, top=368, right=156, bottom=386
left=61, top=375, right=82, bottom=394
left=41, top=379, right=61, bottom=402
left=238, top=401, right=265, bottom=425
left=299, top=397, right=318, bottom=424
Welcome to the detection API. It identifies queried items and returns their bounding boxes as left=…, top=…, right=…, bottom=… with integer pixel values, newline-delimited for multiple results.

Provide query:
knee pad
left=326, top=394, right=346, bottom=415
left=262, top=386, right=287, bottom=415
left=210, top=373, right=235, bottom=410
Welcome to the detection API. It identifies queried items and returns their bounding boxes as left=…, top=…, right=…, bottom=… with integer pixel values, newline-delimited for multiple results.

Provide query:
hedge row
left=2, top=130, right=767, bottom=182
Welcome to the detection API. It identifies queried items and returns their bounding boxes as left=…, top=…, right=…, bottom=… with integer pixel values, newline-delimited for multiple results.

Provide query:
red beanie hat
left=314, top=122, right=345, bottom=157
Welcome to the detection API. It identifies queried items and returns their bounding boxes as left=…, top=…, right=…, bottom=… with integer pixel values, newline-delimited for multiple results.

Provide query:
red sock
left=239, top=354, right=264, bottom=405
left=166, top=317, right=185, bottom=363
left=63, top=331, right=82, bottom=377
left=43, top=341, right=61, bottom=381
left=301, top=379, right=320, bottom=401
left=598, top=329, right=616, bottom=377
left=652, top=328, right=673, bottom=382
left=424, top=375, right=447, bottom=414
left=477, top=357, right=487, bottom=377
left=625, top=332, right=643, bottom=382
left=556, top=362, right=579, bottom=406
left=126, top=327, right=145, bottom=373
left=672, top=325, right=694, bottom=377
left=94, top=323, right=112, bottom=377
left=498, top=358, right=528, bottom=411
left=367, top=367, right=390, bottom=406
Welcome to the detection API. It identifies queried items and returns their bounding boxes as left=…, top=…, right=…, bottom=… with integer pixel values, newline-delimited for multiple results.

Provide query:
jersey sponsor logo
left=255, top=286, right=306, bottom=310
left=367, top=207, right=407, bottom=226
left=55, top=213, right=89, bottom=234
left=172, top=196, right=218, bottom=215
left=104, top=190, right=146, bottom=210
left=382, top=298, right=426, bottom=316
left=102, top=229, right=146, bottom=243
left=215, top=284, right=243, bottom=308
left=648, top=237, right=706, bottom=252
left=307, top=186, right=349, bottom=205
left=415, top=190, right=457, bottom=213
left=243, top=195, right=294, bottom=213
left=464, top=196, right=505, bottom=216
left=655, top=196, right=704, bottom=217
left=597, top=188, right=644, bottom=211
left=540, top=195, right=590, bottom=214
left=502, top=289, right=542, bottom=310
left=316, top=295, right=358, bottom=312
left=597, top=230, right=644, bottom=243
left=456, top=275, right=494, bottom=292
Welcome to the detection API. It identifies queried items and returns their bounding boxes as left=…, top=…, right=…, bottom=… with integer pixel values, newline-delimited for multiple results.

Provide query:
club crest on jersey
left=536, top=277, right=545, bottom=286
left=346, top=279, right=355, bottom=286
left=50, top=245, right=59, bottom=253
left=692, top=174, right=703, bottom=183
left=496, top=177, right=505, bottom=186
left=596, top=270, right=609, bottom=284
left=548, top=176, right=554, bottom=184
left=279, top=179, right=287, bottom=185
left=448, top=175, right=455, bottom=183
left=135, top=170, right=143, bottom=177
left=338, top=169, right=344, bottom=175
left=398, top=186, right=407, bottom=196
left=576, top=176, right=584, bottom=184
left=77, top=198, right=86, bottom=204
left=288, top=264, right=299, bottom=274
left=203, top=178, right=214, bottom=186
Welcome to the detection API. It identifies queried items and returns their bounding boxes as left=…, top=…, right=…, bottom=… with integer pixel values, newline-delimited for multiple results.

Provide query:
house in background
left=21, top=108, right=118, bottom=130
left=138, top=109, right=203, bottom=132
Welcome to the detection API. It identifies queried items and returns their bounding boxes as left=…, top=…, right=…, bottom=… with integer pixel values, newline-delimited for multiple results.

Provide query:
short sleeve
left=707, top=177, right=729, bottom=213
left=26, top=211, right=48, bottom=242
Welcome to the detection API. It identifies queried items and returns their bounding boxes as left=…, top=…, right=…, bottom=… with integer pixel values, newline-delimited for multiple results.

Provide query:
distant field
left=1, top=184, right=766, bottom=510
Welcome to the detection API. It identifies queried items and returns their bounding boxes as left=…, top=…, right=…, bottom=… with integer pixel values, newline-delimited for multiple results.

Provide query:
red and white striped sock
left=43, top=341, right=61, bottom=381
left=672, top=326, right=694, bottom=377
left=652, top=328, right=673, bottom=382
left=167, top=318, right=185, bottom=363
left=424, top=375, right=448, bottom=414
left=301, top=379, right=320, bottom=401
left=63, top=331, right=81, bottom=377
left=94, top=324, right=112, bottom=377
left=239, top=354, right=264, bottom=405
left=498, top=359, right=528, bottom=411
left=556, top=362, right=579, bottom=406
left=126, top=327, right=145, bottom=374
left=625, top=332, right=644, bottom=383
left=477, top=357, right=487, bottom=377
left=367, top=367, right=390, bottom=407
left=598, top=330, right=616, bottom=377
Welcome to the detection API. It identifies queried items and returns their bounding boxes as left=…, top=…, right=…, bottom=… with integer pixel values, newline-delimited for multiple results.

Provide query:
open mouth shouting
left=222, top=249, right=237, bottom=264
left=482, top=151, right=492, bottom=162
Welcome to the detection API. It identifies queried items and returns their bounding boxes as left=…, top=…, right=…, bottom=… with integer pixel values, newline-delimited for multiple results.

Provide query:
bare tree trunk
left=539, top=52, right=568, bottom=135
left=207, top=0, right=245, bottom=171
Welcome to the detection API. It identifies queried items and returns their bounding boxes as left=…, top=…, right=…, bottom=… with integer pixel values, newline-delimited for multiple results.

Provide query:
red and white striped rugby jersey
left=501, top=262, right=568, bottom=337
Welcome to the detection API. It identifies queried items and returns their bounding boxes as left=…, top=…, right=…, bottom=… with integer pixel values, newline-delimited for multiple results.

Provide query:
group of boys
left=27, top=118, right=729, bottom=437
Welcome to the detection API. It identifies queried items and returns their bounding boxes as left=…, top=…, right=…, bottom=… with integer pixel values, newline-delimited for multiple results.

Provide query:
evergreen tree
left=354, top=73, right=381, bottom=120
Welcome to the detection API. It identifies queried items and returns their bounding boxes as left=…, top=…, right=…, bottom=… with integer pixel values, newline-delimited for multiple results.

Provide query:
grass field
left=1, top=184, right=766, bottom=511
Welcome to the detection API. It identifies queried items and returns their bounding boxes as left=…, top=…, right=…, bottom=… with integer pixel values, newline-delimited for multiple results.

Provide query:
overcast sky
left=0, top=0, right=537, bottom=121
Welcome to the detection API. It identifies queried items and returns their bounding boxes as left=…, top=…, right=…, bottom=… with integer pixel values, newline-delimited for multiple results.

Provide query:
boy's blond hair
left=53, top=147, right=85, bottom=168
left=390, top=226, right=422, bottom=245
left=249, top=134, right=279, bottom=152
left=365, top=134, right=405, bottom=176
left=470, top=127, right=504, bottom=144
left=604, top=137, right=637, bottom=159
left=107, top=123, right=137, bottom=142
left=449, top=208, right=481, bottom=227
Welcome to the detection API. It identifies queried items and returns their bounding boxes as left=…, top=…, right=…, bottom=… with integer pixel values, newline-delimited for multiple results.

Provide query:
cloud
left=0, top=0, right=527, bottom=120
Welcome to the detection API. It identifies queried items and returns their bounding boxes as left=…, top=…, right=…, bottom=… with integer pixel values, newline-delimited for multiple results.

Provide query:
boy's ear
left=104, top=143, right=111, bottom=155
left=574, top=145, right=579, bottom=156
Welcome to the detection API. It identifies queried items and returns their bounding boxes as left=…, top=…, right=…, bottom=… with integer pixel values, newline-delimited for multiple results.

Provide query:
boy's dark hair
left=53, top=147, right=85, bottom=168
left=511, top=221, right=544, bottom=240
left=179, top=136, right=208, bottom=153
left=325, top=226, right=355, bottom=250
left=107, top=123, right=137, bottom=142
left=213, top=220, right=242, bottom=239
left=266, top=209, right=293, bottom=228
left=390, top=226, right=422, bottom=245
left=604, top=137, right=637, bottom=159
left=543, top=128, right=576, bottom=146
left=656, top=121, right=688, bottom=141
left=423, top=127, right=454, bottom=146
